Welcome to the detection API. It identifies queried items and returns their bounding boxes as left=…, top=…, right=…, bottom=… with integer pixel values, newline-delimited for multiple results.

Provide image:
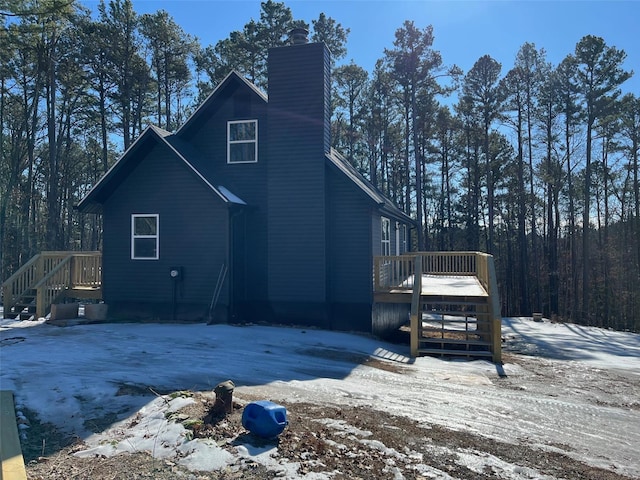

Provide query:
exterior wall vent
left=289, top=27, right=308, bottom=45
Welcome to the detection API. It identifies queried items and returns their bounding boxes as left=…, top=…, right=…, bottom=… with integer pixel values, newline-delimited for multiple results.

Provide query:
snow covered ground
left=1, top=315, right=639, bottom=478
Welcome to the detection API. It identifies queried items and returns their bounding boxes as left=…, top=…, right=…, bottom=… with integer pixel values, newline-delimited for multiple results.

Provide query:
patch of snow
left=456, top=448, right=558, bottom=480
left=167, top=396, right=195, bottom=412
left=1, top=317, right=639, bottom=477
left=178, top=439, right=234, bottom=471
left=315, top=418, right=372, bottom=438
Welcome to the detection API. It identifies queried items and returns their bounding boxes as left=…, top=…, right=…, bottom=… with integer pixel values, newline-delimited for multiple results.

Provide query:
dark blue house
left=78, top=32, right=413, bottom=333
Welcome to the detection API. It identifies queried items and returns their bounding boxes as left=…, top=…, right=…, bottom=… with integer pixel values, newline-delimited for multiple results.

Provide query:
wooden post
left=1, top=283, right=10, bottom=317
left=0, top=391, right=27, bottom=480
left=35, top=254, right=44, bottom=284
left=35, top=286, right=45, bottom=320
left=373, top=257, right=380, bottom=291
left=410, top=255, right=422, bottom=357
left=69, top=255, right=76, bottom=289
left=486, top=255, right=502, bottom=363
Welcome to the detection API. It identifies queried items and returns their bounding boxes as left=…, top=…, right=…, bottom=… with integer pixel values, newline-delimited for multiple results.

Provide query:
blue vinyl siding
left=326, top=165, right=373, bottom=304
left=79, top=42, right=412, bottom=331
left=266, top=42, right=331, bottom=303
left=181, top=81, right=269, bottom=303
left=102, top=142, right=229, bottom=310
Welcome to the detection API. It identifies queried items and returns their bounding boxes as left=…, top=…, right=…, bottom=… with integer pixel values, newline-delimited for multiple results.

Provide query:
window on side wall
left=381, top=217, right=391, bottom=257
left=228, top=120, right=258, bottom=163
left=131, top=214, right=159, bottom=260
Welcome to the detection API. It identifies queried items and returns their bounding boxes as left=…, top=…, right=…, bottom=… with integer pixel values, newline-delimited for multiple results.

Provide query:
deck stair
left=374, top=252, right=502, bottom=363
left=4, top=289, right=38, bottom=321
left=2, top=252, right=102, bottom=320
left=416, top=297, right=493, bottom=359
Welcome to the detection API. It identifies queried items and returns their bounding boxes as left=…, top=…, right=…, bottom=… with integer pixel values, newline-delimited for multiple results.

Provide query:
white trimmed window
left=131, top=214, right=159, bottom=260
left=381, top=217, right=391, bottom=256
left=227, top=120, right=258, bottom=163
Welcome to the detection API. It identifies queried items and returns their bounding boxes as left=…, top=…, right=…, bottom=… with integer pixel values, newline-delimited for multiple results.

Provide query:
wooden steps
left=417, top=309, right=493, bottom=359
left=374, top=252, right=502, bottom=363
left=417, top=347, right=494, bottom=358
left=0, top=391, right=27, bottom=480
left=3, top=290, right=36, bottom=321
left=2, top=252, right=102, bottom=320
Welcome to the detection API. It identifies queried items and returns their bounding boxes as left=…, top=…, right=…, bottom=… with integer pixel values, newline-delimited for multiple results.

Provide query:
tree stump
left=211, top=380, right=235, bottom=416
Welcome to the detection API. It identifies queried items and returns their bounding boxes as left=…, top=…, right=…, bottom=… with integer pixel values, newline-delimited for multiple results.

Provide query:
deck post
left=36, top=285, right=45, bottom=320
left=373, top=257, right=380, bottom=292
left=410, top=254, right=422, bottom=357
left=486, top=255, right=502, bottom=363
left=1, top=283, right=10, bottom=315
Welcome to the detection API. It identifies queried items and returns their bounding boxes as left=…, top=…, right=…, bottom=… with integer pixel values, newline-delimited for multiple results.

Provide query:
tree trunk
left=516, top=105, right=530, bottom=314
left=582, top=119, right=593, bottom=324
left=411, top=85, right=424, bottom=251
left=527, top=88, right=541, bottom=313
left=546, top=106, right=559, bottom=316
left=566, top=111, right=577, bottom=322
left=46, top=36, right=60, bottom=250
left=485, top=115, right=494, bottom=254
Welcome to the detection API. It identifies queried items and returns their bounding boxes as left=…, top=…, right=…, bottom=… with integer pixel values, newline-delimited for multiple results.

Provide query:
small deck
left=373, top=252, right=501, bottom=363
left=375, top=273, right=488, bottom=301
left=2, top=252, right=102, bottom=320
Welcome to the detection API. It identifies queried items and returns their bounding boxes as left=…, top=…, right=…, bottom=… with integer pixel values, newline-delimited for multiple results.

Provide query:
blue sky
left=85, top=0, right=639, bottom=94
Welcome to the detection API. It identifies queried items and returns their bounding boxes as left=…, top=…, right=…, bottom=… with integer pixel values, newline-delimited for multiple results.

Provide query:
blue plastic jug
left=241, top=400, right=288, bottom=438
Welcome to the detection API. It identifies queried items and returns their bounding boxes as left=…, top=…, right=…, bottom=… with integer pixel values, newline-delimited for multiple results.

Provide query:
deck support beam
left=410, top=256, right=422, bottom=357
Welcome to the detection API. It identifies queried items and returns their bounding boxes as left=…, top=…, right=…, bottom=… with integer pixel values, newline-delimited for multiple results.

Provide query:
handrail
left=2, top=253, right=41, bottom=287
left=2, top=252, right=73, bottom=313
left=374, top=251, right=487, bottom=292
left=33, top=256, right=74, bottom=318
left=373, top=251, right=502, bottom=363
left=2, top=251, right=102, bottom=319
left=69, top=252, right=102, bottom=288
left=2, top=253, right=42, bottom=311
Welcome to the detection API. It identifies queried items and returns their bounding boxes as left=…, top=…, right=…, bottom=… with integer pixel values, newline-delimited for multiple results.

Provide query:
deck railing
left=69, top=252, right=102, bottom=288
left=373, top=254, right=416, bottom=292
left=3, top=252, right=69, bottom=309
left=374, top=251, right=487, bottom=292
left=34, top=256, right=73, bottom=318
left=373, top=252, right=502, bottom=362
left=2, top=251, right=102, bottom=318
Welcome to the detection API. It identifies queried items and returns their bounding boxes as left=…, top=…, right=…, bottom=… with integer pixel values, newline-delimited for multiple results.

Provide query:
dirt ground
left=23, top=352, right=637, bottom=480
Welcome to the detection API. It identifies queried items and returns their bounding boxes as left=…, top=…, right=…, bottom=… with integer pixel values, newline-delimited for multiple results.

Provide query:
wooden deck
left=2, top=252, right=102, bottom=320
left=375, top=274, right=488, bottom=302
left=373, top=252, right=501, bottom=363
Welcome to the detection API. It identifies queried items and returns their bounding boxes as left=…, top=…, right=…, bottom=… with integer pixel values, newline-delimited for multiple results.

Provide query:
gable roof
left=325, top=149, right=414, bottom=224
left=78, top=69, right=410, bottom=225
left=76, top=125, right=245, bottom=214
left=177, top=71, right=267, bottom=137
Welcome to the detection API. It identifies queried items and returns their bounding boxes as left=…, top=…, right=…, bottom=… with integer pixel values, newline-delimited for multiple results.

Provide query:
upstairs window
left=132, top=214, right=159, bottom=260
left=381, top=217, right=391, bottom=256
left=228, top=120, right=258, bottom=163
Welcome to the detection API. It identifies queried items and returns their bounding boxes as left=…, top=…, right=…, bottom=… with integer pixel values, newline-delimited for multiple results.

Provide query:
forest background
left=1, top=0, right=638, bottom=331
